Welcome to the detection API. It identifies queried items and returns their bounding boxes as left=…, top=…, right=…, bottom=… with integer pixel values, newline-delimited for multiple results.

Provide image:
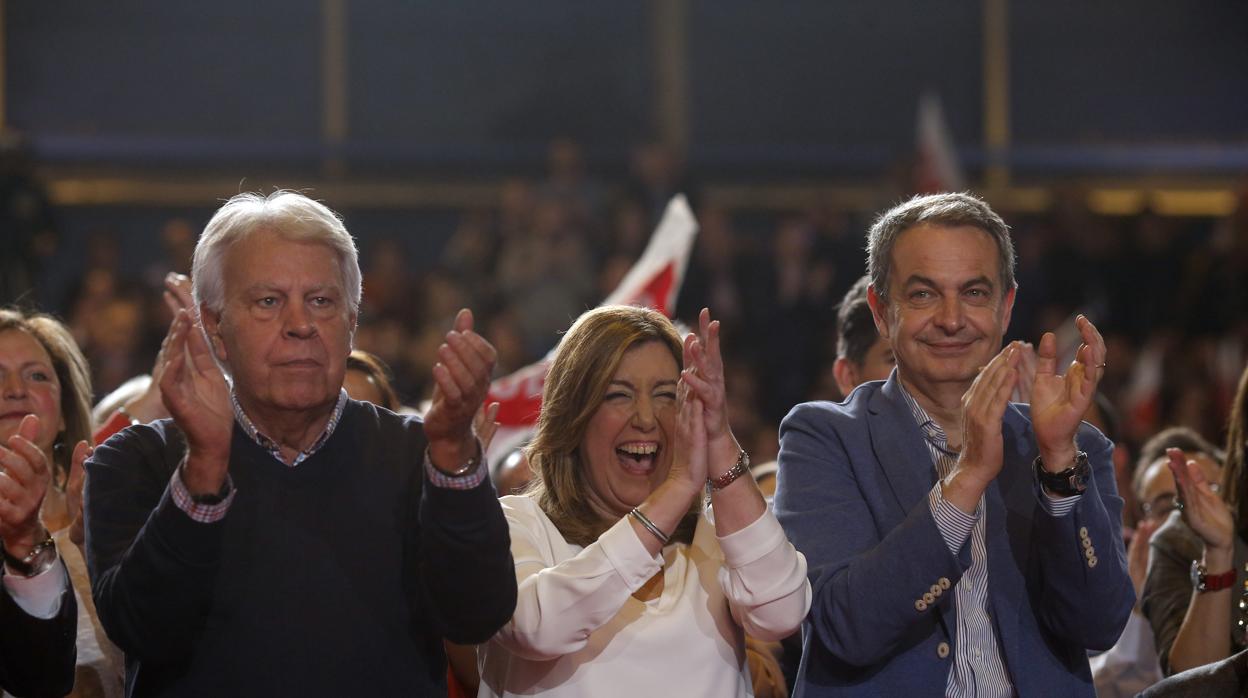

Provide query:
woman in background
left=1, top=308, right=122, bottom=697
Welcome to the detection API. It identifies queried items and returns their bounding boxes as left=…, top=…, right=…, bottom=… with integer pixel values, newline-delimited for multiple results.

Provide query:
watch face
left=1191, top=560, right=1205, bottom=591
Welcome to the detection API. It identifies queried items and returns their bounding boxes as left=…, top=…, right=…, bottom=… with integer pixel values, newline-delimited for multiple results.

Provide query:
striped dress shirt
left=900, top=386, right=1080, bottom=698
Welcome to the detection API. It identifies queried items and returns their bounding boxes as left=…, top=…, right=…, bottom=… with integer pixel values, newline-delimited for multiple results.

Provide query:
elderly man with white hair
left=84, top=191, right=516, bottom=697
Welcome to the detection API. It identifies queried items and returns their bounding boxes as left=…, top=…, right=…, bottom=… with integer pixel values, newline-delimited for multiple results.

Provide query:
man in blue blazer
left=776, top=193, right=1133, bottom=697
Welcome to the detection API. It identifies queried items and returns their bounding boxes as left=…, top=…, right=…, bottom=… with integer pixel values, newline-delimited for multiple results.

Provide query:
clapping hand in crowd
left=425, top=309, right=497, bottom=474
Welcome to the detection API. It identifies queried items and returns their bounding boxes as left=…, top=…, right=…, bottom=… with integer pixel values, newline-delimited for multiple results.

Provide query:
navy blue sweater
left=84, top=399, right=515, bottom=697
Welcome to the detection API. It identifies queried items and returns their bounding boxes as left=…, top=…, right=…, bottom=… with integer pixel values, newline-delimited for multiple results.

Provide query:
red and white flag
left=914, top=90, right=965, bottom=194
left=484, top=194, right=700, bottom=464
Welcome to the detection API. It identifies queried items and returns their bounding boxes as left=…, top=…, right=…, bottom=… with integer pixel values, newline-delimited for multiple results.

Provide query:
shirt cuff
left=717, top=509, right=785, bottom=568
left=927, top=483, right=979, bottom=556
left=170, top=465, right=236, bottom=523
left=1038, top=487, right=1082, bottom=517
left=3, top=558, right=67, bottom=619
left=423, top=441, right=489, bottom=490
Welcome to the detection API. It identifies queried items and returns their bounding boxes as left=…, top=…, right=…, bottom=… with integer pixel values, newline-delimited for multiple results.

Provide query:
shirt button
left=974, top=648, right=983, bottom=659
left=915, top=599, right=929, bottom=612
left=937, top=641, right=950, bottom=659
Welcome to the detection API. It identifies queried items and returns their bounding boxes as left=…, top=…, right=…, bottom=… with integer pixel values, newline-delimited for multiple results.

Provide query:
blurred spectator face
left=344, top=368, right=386, bottom=407
left=871, top=225, right=1014, bottom=393
left=1138, top=451, right=1222, bottom=523
left=833, top=338, right=895, bottom=397
left=580, top=341, right=678, bottom=518
left=495, top=450, right=533, bottom=497
left=202, top=235, right=353, bottom=415
left=0, top=328, right=63, bottom=453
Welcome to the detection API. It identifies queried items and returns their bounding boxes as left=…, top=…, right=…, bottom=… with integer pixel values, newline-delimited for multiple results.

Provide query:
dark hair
left=836, top=275, right=879, bottom=366
left=345, top=350, right=399, bottom=411
left=866, top=192, right=1015, bottom=303
left=1132, top=426, right=1224, bottom=499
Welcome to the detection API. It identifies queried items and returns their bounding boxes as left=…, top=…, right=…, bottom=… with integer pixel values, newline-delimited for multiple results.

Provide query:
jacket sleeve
left=417, top=471, right=517, bottom=645
left=0, top=563, right=77, bottom=697
left=490, top=502, right=661, bottom=660
left=1140, top=515, right=1204, bottom=674
left=1029, top=428, right=1136, bottom=651
left=85, top=424, right=225, bottom=664
left=775, top=403, right=967, bottom=667
left=717, top=508, right=812, bottom=642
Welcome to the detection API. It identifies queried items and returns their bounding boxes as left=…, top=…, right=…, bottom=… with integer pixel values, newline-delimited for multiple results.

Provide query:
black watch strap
left=1034, top=451, right=1091, bottom=497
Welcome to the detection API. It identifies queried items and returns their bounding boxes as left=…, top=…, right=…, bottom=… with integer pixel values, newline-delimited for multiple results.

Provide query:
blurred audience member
left=1, top=308, right=122, bottom=697
left=493, top=450, right=533, bottom=497
left=1091, top=427, right=1222, bottom=697
left=1142, top=365, right=1248, bottom=678
left=832, top=275, right=894, bottom=398
left=344, top=349, right=400, bottom=412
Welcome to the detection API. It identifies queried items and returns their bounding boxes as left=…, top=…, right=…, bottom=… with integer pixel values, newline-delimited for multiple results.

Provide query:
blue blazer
left=775, top=373, right=1134, bottom=697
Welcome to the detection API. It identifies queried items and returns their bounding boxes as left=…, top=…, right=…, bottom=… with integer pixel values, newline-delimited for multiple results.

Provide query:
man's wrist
left=428, top=436, right=480, bottom=476
left=181, top=452, right=230, bottom=497
left=1037, top=442, right=1079, bottom=474
left=1203, top=546, right=1235, bottom=571
left=2, top=525, right=48, bottom=560
left=941, top=468, right=990, bottom=515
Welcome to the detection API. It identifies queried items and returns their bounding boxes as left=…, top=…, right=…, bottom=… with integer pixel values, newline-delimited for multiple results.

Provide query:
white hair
left=191, top=190, right=362, bottom=315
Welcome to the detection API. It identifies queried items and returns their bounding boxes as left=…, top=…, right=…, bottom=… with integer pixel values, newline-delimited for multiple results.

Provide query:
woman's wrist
left=1203, top=545, right=1235, bottom=571
left=706, top=433, right=742, bottom=478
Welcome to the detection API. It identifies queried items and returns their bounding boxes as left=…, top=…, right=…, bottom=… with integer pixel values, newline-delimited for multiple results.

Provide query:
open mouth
left=615, top=442, right=660, bottom=476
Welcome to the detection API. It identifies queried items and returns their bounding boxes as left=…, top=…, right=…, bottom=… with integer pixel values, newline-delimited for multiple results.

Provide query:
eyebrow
left=902, top=274, right=995, bottom=292
left=608, top=378, right=679, bottom=389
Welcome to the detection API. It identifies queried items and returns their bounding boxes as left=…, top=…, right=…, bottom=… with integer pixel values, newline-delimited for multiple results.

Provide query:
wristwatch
left=1034, top=451, right=1091, bottom=497
left=3, top=531, right=59, bottom=578
left=1190, top=560, right=1236, bottom=593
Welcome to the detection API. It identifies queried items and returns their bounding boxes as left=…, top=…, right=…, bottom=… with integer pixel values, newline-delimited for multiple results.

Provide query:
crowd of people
left=3, top=146, right=1248, bottom=697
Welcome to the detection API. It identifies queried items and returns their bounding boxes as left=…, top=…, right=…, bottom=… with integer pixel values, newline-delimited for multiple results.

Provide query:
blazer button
left=1082, top=537, right=1093, bottom=549
left=1088, top=556, right=1099, bottom=568
left=1078, top=526, right=1089, bottom=538
left=915, top=599, right=929, bottom=612
left=930, top=583, right=943, bottom=597
left=1084, top=547, right=1096, bottom=559
left=937, top=641, right=950, bottom=659
left=923, top=592, right=936, bottom=605
left=938, top=577, right=952, bottom=590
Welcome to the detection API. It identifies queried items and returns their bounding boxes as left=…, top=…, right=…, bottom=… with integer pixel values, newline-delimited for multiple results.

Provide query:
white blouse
left=477, top=495, right=811, bottom=697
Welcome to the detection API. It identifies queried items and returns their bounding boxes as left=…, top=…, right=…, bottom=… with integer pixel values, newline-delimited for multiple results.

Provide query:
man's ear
left=198, top=303, right=229, bottom=364
left=866, top=284, right=891, bottom=340
left=1000, top=285, right=1017, bottom=333
left=832, top=357, right=860, bottom=400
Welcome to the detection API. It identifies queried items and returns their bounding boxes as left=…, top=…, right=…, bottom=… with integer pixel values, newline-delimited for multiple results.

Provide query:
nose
left=933, top=295, right=965, bottom=333
left=631, top=395, right=657, bottom=431
left=2, top=371, right=26, bottom=399
left=283, top=302, right=318, bottom=339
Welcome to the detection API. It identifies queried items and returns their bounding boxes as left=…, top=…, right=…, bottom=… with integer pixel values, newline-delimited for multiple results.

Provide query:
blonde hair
left=525, top=305, right=694, bottom=547
left=0, top=309, right=93, bottom=485
left=1224, top=366, right=1248, bottom=536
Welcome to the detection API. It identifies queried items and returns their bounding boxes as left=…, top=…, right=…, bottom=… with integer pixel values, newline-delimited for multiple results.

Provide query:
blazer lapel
left=866, top=373, right=940, bottom=520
